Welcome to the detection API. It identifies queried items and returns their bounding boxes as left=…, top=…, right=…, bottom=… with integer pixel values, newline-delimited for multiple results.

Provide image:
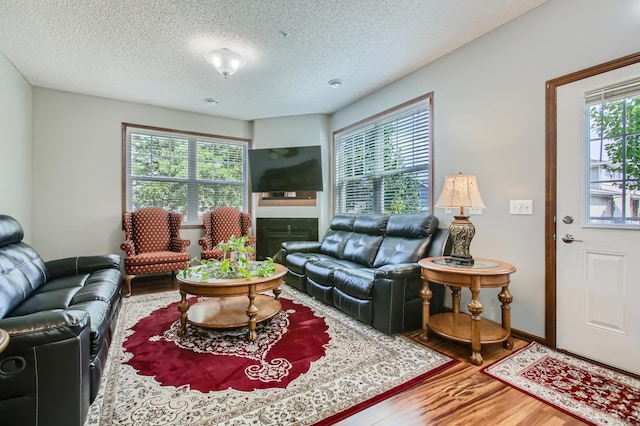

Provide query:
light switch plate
left=510, top=200, right=533, bottom=215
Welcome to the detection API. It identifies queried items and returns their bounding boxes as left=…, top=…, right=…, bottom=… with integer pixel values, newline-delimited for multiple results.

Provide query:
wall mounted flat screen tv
left=248, top=145, right=323, bottom=193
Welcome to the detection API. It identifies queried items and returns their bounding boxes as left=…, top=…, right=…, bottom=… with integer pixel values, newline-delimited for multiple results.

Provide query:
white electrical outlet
left=510, top=200, right=533, bottom=215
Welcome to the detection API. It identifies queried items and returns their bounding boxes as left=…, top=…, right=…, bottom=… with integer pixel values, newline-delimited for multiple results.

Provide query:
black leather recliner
left=281, top=214, right=449, bottom=335
left=0, top=215, right=122, bottom=426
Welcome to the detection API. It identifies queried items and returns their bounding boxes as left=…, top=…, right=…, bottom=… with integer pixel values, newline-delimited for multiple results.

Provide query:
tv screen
left=248, top=145, right=323, bottom=193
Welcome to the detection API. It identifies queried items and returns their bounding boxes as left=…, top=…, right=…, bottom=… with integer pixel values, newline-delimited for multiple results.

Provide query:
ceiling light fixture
left=328, top=79, right=344, bottom=88
left=205, top=48, right=246, bottom=79
left=204, top=98, right=220, bottom=105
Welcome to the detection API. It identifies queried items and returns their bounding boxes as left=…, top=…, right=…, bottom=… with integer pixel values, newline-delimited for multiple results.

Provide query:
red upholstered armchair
left=121, top=207, right=191, bottom=297
left=199, top=207, right=256, bottom=260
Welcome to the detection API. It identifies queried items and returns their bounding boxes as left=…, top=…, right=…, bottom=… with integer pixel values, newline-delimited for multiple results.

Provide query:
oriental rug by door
left=85, top=287, right=457, bottom=425
left=482, top=342, right=640, bottom=426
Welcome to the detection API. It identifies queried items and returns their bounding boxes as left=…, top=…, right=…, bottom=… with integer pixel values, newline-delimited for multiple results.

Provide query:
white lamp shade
left=205, top=48, right=246, bottom=79
left=435, top=173, right=486, bottom=209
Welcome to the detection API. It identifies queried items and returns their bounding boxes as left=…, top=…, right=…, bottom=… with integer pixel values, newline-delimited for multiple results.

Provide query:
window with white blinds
left=123, top=124, right=250, bottom=226
left=334, top=94, right=432, bottom=215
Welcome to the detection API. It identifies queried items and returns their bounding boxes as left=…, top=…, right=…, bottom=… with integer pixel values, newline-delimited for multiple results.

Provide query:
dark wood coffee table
left=175, top=263, right=287, bottom=341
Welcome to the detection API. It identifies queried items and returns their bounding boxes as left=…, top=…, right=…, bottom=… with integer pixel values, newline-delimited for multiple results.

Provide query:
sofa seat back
left=0, top=216, right=48, bottom=318
left=319, top=215, right=355, bottom=258
left=373, top=214, right=439, bottom=267
left=342, top=215, right=387, bottom=267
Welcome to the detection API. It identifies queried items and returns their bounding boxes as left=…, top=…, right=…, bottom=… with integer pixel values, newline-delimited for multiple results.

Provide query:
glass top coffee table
left=176, top=263, right=288, bottom=341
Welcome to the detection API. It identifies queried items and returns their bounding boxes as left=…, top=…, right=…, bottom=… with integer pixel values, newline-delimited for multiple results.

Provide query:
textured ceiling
left=0, top=0, right=547, bottom=121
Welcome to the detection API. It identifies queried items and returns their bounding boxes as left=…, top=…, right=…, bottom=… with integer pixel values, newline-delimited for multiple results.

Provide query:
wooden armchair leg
left=125, top=274, right=135, bottom=297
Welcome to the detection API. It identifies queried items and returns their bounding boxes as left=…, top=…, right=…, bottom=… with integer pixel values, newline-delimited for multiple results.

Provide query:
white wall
left=31, top=88, right=252, bottom=261
left=252, top=114, right=331, bottom=234
left=331, top=0, right=640, bottom=337
left=0, top=52, right=32, bottom=242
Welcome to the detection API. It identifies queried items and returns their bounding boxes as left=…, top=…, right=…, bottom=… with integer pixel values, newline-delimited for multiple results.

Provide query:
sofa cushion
left=320, top=229, right=352, bottom=259
left=318, top=215, right=356, bottom=259
left=385, top=214, right=439, bottom=238
left=124, top=251, right=190, bottom=266
left=132, top=208, right=171, bottom=253
left=73, top=269, right=122, bottom=305
left=373, top=214, right=439, bottom=267
left=328, top=215, right=356, bottom=231
left=286, top=252, right=321, bottom=274
left=353, top=214, right=388, bottom=235
left=8, top=286, right=79, bottom=316
left=0, top=242, right=48, bottom=318
left=373, top=237, right=431, bottom=267
left=305, top=260, right=344, bottom=286
left=333, top=268, right=375, bottom=300
left=343, top=234, right=383, bottom=267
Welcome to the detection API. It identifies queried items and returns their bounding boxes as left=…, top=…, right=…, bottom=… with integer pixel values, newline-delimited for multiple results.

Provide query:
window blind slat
left=335, top=97, right=432, bottom=215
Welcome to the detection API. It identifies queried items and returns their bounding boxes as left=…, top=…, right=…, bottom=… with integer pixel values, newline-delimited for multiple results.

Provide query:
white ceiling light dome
left=205, top=48, right=246, bottom=79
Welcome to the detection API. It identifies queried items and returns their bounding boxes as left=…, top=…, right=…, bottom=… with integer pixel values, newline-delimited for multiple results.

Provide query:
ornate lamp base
left=448, top=215, right=476, bottom=265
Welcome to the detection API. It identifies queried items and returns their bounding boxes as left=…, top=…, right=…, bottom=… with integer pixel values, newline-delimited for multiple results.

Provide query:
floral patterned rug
left=482, top=342, right=640, bottom=425
left=85, top=287, right=457, bottom=425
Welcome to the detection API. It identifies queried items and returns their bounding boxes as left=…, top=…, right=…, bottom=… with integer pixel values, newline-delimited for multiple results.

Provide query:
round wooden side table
left=419, top=256, right=516, bottom=365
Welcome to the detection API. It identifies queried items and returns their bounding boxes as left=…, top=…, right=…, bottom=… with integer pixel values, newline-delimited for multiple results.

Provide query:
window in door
left=586, top=78, right=640, bottom=226
left=123, top=124, right=250, bottom=226
left=333, top=93, right=432, bottom=215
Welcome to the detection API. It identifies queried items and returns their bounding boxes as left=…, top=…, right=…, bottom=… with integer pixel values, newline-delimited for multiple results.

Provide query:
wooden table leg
left=451, top=286, right=461, bottom=314
left=468, top=276, right=484, bottom=365
left=499, top=284, right=514, bottom=349
left=246, top=283, right=258, bottom=341
left=419, top=277, right=432, bottom=341
left=177, top=288, right=189, bottom=336
left=273, top=285, right=281, bottom=300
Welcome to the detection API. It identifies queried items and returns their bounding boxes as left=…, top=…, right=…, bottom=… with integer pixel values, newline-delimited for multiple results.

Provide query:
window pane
left=587, top=85, right=640, bottom=226
left=125, top=126, right=249, bottom=225
left=198, top=183, right=244, bottom=215
left=131, top=180, right=187, bottom=214
left=335, top=97, right=431, bottom=215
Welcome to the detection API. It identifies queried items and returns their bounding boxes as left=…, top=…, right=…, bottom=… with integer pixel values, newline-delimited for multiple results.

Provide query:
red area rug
left=86, top=288, right=457, bottom=425
left=123, top=296, right=330, bottom=392
left=482, top=342, right=640, bottom=425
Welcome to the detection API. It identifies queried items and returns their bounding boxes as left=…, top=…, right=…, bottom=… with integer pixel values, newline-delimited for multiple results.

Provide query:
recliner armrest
left=45, top=255, right=121, bottom=280
left=0, top=309, right=89, bottom=354
left=374, top=263, right=420, bottom=279
left=281, top=241, right=322, bottom=253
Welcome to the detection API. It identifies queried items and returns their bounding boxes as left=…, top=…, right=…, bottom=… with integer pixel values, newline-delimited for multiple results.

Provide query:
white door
left=556, top=63, right=640, bottom=376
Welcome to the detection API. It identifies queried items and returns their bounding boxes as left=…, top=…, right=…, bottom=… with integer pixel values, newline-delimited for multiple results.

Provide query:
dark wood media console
left=256, top=218, right=319, bottom=260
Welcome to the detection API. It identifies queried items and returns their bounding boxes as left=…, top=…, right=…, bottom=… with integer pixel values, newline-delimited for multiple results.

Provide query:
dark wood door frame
left=544, top=51, right=640, bottom=347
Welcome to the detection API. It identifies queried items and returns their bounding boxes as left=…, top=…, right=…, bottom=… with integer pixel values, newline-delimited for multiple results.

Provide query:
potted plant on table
left=179, top=235, right=276, bottom=281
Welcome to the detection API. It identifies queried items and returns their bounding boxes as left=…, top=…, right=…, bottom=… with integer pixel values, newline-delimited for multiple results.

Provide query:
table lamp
left=435, top=173, right=485, bottom=265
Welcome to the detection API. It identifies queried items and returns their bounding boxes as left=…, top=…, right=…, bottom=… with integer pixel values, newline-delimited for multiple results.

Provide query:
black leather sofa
left=281, top=214, right=449, bottom=335
left=0, top=215, right=123, bottom=426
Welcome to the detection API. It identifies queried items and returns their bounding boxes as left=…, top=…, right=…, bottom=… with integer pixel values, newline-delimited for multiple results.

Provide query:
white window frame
left=122, top=123, right=250, bottom=226
left=333, top=93, right=433, bottom=215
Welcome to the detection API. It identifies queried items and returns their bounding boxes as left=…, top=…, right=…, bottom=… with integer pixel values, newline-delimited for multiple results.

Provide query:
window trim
left=121, top=122, right=252, bottom=228
left=331, top=92, right=434, bottom=215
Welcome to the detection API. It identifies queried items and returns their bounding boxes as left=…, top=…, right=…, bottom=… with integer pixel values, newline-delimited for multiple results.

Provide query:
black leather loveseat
left=281, top=214, right=449, bottom=335
left=0, top=215, right=123, bottom=426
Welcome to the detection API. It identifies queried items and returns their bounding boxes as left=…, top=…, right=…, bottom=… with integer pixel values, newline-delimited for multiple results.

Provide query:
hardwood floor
left=127, top=275, right=587, bottom=426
